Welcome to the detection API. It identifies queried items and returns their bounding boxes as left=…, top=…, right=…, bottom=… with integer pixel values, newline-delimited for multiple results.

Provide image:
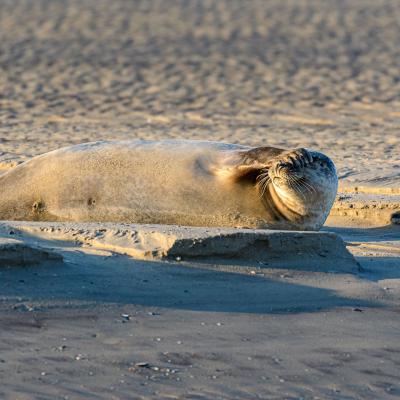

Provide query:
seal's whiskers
left=297, top=177, right=316, bottom=194
left=287, top=176, right=306, bottom=200
left=256, top=170, right=270, bottom=197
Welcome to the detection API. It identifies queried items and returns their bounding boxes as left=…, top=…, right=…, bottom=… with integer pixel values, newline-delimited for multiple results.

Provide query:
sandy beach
left=0, top=1, right=399, bottom=399
left=1, top=0, right=399, bottom=189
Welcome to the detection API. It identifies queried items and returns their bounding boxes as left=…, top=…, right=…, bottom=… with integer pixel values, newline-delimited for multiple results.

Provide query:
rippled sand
left=0, top=0, right=399, bottom=188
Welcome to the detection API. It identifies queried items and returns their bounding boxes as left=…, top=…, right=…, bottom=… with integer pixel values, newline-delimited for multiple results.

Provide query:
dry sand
left=0, top=0, right=399, bottom=189
left=0, top=0, right=399, bottom=399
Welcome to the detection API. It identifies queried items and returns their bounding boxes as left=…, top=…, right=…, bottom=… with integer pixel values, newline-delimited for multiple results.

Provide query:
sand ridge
left=0, top=221, right=359, bottom=273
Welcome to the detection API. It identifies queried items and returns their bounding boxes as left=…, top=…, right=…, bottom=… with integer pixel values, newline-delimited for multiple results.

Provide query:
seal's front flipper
left=211, top=146, right=286, bottom=183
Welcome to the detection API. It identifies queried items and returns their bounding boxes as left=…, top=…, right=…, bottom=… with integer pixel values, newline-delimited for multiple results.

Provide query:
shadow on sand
left=0, top=232, right=377, bottom=314
left=324, top=224, right=400, bottom=243
left=324, top=224, right=400, bottom=281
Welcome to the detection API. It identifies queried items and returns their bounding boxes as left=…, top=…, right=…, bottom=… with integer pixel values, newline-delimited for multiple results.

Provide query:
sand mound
left=0, top=237, right=62, bottom=266
left=329, top=191, right=400, bottom=227
left=0, top=221, right=359, bottom=273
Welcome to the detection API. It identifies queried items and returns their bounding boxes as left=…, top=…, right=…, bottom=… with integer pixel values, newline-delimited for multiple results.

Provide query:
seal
left=0, top=140, right=338, bottom=230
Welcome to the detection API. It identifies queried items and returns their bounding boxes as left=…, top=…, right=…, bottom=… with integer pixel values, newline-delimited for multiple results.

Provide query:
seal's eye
left=320, top=162, right=325, bottom=167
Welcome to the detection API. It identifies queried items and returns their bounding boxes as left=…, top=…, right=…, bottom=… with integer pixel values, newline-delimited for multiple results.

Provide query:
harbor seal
left=0, top=140, right=338, bottom=230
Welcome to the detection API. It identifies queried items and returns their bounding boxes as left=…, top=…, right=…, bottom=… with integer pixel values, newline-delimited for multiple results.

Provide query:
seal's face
left=258, top=148, right=338, bottom=229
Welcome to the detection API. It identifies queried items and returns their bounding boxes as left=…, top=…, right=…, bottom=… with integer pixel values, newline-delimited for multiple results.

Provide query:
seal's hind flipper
left=211, top=146, right=286, bottom=182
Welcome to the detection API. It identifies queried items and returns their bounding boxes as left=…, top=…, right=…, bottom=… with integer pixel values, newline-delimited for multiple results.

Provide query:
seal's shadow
left=0, top=246, right=377, bottom=314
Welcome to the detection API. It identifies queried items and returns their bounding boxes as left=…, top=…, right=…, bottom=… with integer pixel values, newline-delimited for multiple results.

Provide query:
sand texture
left=0, top=0, right=399, bottom=189
left=0, top=221, right=400, bottom=399
left=0, top=237, right=62, bottom=266
left=0, top=221, right=359, bottom=272
left=0, top=0, right=399, bottom=399
left=329, top=192, right=400, bottom=227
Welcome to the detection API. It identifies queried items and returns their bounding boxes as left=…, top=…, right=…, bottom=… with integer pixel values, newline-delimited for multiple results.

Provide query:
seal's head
left=258, top=148, right=338, bottom=230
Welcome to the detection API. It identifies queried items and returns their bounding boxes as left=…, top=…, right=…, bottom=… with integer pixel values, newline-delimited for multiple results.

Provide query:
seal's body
left=0, top=140, right=338, bottom=230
